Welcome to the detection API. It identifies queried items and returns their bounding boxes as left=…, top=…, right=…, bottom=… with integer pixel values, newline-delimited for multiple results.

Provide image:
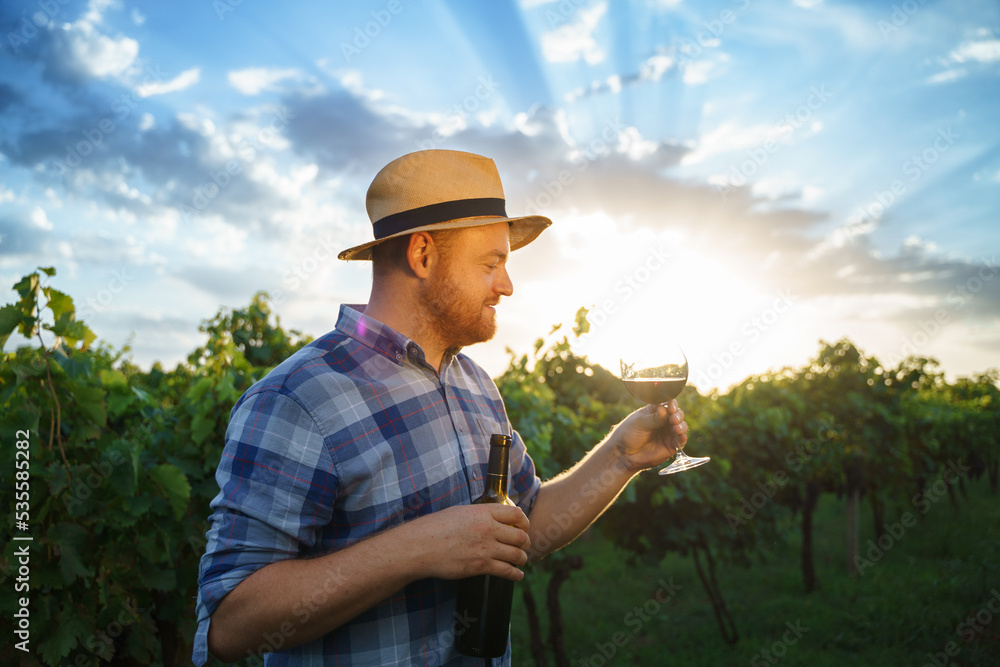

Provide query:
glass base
left=658, top=453, right=711, bottom=475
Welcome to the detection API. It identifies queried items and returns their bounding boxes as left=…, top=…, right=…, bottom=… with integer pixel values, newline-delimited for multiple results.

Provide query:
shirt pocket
left=469, top=414, right=510, bottom=446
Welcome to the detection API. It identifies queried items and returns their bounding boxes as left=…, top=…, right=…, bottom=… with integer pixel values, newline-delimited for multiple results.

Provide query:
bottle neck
left=481, top=434, right=511, bottom=502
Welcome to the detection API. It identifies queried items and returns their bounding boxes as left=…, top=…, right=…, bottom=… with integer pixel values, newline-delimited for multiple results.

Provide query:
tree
left=1, top=271, right=304, bottom=666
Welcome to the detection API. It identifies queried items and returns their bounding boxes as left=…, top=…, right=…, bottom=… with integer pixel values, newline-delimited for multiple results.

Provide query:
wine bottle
left=455, top=433, right=517, bottom=658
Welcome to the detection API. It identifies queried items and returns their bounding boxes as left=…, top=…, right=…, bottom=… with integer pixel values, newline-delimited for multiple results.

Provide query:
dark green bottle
left=455, top=434, right=516, bottom=658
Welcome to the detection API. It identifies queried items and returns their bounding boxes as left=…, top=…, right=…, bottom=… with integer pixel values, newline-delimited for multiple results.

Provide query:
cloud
left=64, top=228, right=160, bottom=267
left=682, top=53, right=729, bottom=85
left=55, top=0, right=138, bottom=81
left=30, top=206, right=53, bottom=230
left=136, top=67, right=200, bottom=97
left=928, top=37, right=1000, bottom=84
left=281, top=85, right=426, bottom=174
left=565, top=51, right=678, bottom=102
left=683, top=120, right=793, bottom=165
left=541, top=1, right=607, bottom=64
left=228, top=68, right=304, bottom=95
left=949, top=38, right=1000, bottom=64
left=17, top=0, right=138, bottom=87
left=925, top=68, right=967, bottom=85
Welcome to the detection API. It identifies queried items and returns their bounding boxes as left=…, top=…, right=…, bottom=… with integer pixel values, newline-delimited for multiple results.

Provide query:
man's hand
left=404, top=503, right=531, bottom=582
left=612, top=399, right=689, bottom=473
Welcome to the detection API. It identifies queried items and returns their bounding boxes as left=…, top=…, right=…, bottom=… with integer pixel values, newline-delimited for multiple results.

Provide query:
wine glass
left=620, top=346, right=710, bottom=475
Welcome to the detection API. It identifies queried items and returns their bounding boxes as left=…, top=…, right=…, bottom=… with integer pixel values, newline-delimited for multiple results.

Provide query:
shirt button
left=395, top=351, right=404, bottom=362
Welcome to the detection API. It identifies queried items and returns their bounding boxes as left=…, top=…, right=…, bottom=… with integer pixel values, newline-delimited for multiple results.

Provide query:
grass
left=510, top=478, right=1000, bottom=666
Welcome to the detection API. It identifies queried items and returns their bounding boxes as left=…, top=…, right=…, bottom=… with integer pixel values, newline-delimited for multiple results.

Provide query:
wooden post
left=846, top=486, right=860, bottom=577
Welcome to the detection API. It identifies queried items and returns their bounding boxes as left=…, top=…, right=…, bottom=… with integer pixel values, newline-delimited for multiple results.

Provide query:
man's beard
left=422, top=264, right=498, bottom=350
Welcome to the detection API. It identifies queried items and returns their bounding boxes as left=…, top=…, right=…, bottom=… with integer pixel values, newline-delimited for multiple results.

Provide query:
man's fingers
left=498, top=562, right=525, bottom=581
left=488, top=503, right=530, bottom=531
left=497, top=522, right=531, bottom=551
left=500, top=543, right=528, bottom=569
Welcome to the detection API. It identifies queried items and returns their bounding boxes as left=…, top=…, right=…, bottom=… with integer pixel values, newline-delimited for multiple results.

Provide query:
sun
left=572, top=234, right=764, bottom=387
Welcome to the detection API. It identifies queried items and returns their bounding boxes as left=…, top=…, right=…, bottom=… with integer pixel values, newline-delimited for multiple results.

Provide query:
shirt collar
left=336, top=304, right=455, bottom=369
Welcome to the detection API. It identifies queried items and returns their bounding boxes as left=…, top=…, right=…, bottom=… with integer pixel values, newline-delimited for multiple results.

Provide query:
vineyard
left=2, top=267, right=998, bottom=666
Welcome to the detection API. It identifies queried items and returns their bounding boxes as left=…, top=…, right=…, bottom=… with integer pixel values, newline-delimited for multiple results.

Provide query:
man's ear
left=406, top=232, right=436, bottom=279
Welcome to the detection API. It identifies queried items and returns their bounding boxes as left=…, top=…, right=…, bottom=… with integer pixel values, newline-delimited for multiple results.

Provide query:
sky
left=1, top=0, right=998, bottom=392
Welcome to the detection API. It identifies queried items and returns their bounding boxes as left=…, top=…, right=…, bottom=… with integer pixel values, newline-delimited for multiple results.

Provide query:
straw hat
left=338, top=149, right=552, bottom=261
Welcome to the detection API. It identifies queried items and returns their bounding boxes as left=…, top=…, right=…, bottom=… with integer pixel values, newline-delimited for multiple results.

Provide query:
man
left=193, top=149, right=688, bottom=665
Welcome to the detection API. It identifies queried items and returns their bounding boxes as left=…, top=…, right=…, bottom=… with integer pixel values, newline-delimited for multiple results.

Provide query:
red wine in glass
left=621, top=377, right=687, bottom=404
left=620, top=349, right=710, bottom=475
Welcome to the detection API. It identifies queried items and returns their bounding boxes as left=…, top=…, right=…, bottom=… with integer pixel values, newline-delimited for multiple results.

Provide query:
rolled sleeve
left=192, top=389, right=338, bottom=665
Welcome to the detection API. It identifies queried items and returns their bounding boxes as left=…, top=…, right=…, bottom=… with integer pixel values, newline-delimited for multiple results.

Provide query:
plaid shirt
left=193, top=304, right=540, bottom=666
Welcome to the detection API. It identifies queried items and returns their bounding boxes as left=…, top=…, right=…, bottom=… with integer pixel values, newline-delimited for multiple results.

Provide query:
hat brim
left=337, top=214, right=552, bottom=261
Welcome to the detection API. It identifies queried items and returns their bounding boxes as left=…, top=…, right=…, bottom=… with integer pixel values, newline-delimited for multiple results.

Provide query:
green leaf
left=187, top=375, right=215, bottom=402
left=100, top=368, right=129, bottom=389
left=0, top=303, right=21, bottom=347
left=70, top=384, right=107, bottom=428
left=43, top=286, right=74, bottom=321
left=573, top=306, right=591, bottom=336
left=148, top=463, right=191, bottom=520
left=48, top=523, right=93, bottom=585
left=13, top=271, right=40, bottom=299
left=124, top=494, right=153, bottom=517
left=38, top=265, right=56, bottom=277
left=48, top=311, right=79, bottom=338
left=144, top=565, right=177, bottom=591
left=38, top=611, right=90, bottom=666
left=191, top=410, right=216, bottom=445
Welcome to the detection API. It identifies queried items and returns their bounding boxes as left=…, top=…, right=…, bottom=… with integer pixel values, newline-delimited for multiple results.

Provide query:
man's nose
left=496, top=265, right=513, bottom=297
